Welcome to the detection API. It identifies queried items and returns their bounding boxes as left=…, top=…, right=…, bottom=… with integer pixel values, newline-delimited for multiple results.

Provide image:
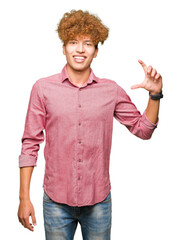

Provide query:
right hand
left=18, top=199, right=37, bottom=231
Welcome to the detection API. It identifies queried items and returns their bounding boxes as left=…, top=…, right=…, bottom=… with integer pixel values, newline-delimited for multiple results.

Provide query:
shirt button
left=79, top=104, right=81, bottom=108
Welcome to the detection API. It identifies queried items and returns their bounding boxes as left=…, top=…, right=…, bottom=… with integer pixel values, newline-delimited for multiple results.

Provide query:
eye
left=69, top=41, right=77, bottom=44
left=85, top=43, right=92, bottom=46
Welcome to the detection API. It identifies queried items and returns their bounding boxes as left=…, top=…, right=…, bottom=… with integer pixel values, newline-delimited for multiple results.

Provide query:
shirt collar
left=60, top=64, right=99, bottom=84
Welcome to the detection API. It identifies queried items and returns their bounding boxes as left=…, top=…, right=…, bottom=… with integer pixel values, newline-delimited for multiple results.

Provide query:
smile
left=73, top=56, right=87, bottom=63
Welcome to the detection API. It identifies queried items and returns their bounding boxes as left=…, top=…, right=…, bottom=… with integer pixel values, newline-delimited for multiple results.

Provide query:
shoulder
left=35, top=73, right=61, bottom=85
left=97, top=77, right=126, bottom=93
left=97, top=77, right=116, bottom=84
left=30, top=73, right=61, bottom=93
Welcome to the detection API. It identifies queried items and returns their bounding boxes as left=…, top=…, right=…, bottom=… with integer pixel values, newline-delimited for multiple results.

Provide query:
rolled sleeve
left=19, top=155, right=37, bottom=167
left=19, top=80, right=46, bottom=168
left=142, top=110, right=159, bottom=129
left=114, top=84, right=158, bottom=140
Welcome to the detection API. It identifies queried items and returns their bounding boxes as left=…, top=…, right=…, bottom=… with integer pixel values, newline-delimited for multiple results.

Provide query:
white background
left=0, top=0, right=180, bottom=239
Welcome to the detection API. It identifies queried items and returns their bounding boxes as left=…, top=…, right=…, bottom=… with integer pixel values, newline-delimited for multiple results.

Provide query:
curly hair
left=56, top=10, right=109, bottom=47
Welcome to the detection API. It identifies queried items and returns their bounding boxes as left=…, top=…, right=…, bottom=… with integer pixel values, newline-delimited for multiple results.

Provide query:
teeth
left=74, top=56, right=85, bottom=59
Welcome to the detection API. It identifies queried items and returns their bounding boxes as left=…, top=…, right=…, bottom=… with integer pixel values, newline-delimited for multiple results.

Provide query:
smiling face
left=63, top=36, right=98, bottom=72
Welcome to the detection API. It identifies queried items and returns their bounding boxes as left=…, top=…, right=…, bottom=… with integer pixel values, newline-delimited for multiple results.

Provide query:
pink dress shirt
left=19, top=64, right=158, bottom=207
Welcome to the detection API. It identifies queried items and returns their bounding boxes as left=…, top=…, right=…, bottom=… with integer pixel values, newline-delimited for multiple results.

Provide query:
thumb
left=31, top=211, right=37, bottom=226
left=131, top=83, right=143, bottom=90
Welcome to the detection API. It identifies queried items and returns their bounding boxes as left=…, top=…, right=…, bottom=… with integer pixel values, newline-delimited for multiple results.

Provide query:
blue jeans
left=43, top=190, right=112, bottom=240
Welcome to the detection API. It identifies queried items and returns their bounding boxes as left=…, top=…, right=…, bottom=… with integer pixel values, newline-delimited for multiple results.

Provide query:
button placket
left=77, top=88, right=83, bottom=197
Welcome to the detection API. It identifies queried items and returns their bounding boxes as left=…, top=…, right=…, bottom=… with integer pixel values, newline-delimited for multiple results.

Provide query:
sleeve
left=113, top=84, right=158, bottom=140
left=18, top=81, right=46, bottom=167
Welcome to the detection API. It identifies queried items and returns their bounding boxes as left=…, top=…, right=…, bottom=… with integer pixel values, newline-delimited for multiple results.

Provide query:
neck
left=66, top=64, right=91, bottom=86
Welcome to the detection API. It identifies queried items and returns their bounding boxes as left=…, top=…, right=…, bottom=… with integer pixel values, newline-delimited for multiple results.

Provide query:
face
left=63, top=36, right=98, bottom=72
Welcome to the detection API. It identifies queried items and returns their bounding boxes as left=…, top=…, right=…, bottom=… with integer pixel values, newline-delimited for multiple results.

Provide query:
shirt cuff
left=19, top=155, right=37, bottom=168
left=142, top=111, right=159, bottom=129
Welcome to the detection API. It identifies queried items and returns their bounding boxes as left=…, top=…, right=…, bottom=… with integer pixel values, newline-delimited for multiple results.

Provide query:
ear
left=93, top=48, right=98, bottom=58
left=62, top=44, right=66, bottom=55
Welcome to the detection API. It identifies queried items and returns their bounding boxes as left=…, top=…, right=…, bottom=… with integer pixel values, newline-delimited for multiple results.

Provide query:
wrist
left=19, top=193, right=30, bottom=201
left=149, top=90, right=163, bottom=100
left=149, top=89, right=162, bottom=95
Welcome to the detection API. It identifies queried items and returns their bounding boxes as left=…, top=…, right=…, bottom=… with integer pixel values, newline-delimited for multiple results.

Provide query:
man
left=17, top=9, right=163, bottom=240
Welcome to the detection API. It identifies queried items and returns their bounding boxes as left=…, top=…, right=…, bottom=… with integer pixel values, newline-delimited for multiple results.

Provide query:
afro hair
left=56, top=10, right=109, bottom=46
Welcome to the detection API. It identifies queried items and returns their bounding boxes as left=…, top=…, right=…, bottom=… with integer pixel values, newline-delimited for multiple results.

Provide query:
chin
left=70, top=63, right=90, bottom=72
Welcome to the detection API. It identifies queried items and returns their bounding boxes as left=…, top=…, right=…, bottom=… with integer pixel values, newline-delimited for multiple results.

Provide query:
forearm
left=145, top=97, right=160, bottom=124
left=19, top=166, right=34, bottom=200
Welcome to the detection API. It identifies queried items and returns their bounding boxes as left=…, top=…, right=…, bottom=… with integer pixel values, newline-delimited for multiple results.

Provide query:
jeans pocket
left=43, top=190, right=52, bottom=203
left=102, top=191, right=111, bottom=203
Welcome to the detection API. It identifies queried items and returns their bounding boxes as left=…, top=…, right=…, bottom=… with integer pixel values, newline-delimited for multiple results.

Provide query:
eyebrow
left=84, top=40, right=93, bottom=43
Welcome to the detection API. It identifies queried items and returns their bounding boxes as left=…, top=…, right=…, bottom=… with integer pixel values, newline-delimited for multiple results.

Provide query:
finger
left=31, top=211, right=37, bottom=226
left=155, top=73, right=161, bottom=80
left=18, top=215, right=25, bottom=226
left=24, top=217, right=34, bottom=231
left=21, top=218, right=26, bottom=228
left=151, top=68, right=157, bottom=78
left=18, top=212, right=27, bottom=228
left=18, top=216, right=21, bottom=223
left=147, top=65, right=152, bottom=74
left=138, top=59, right=147, bottom=73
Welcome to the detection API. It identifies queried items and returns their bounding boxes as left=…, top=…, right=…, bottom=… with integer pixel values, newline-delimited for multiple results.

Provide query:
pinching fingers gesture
left=131, top=59, right=163, bottom=95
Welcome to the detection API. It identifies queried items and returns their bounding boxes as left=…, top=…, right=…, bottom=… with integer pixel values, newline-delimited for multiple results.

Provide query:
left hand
left=131, top=59, right=163, bottom=95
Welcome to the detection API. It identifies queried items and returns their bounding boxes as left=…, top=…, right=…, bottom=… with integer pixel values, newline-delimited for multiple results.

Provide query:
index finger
left=24, top=217, right=34, bottom=231
left=138, top=59, right=147, bottom=73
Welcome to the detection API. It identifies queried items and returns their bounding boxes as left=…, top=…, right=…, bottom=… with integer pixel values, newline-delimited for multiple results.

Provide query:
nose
left=76, top=42, right=85, bottom=53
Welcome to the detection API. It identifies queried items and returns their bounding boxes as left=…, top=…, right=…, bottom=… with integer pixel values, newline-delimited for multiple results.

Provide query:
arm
left=19, top=166, right=34, bottom=200
left=145, top=97, right=160, bottom=124
left=18, top=166, right=36, bottom=231
left=18, top=80, right=46, bottom=231
left=114, top=61, right=162, bottom=139
left=19, top=81, right=46, bottom=168
left=114, top=85, right=158, bottom=140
